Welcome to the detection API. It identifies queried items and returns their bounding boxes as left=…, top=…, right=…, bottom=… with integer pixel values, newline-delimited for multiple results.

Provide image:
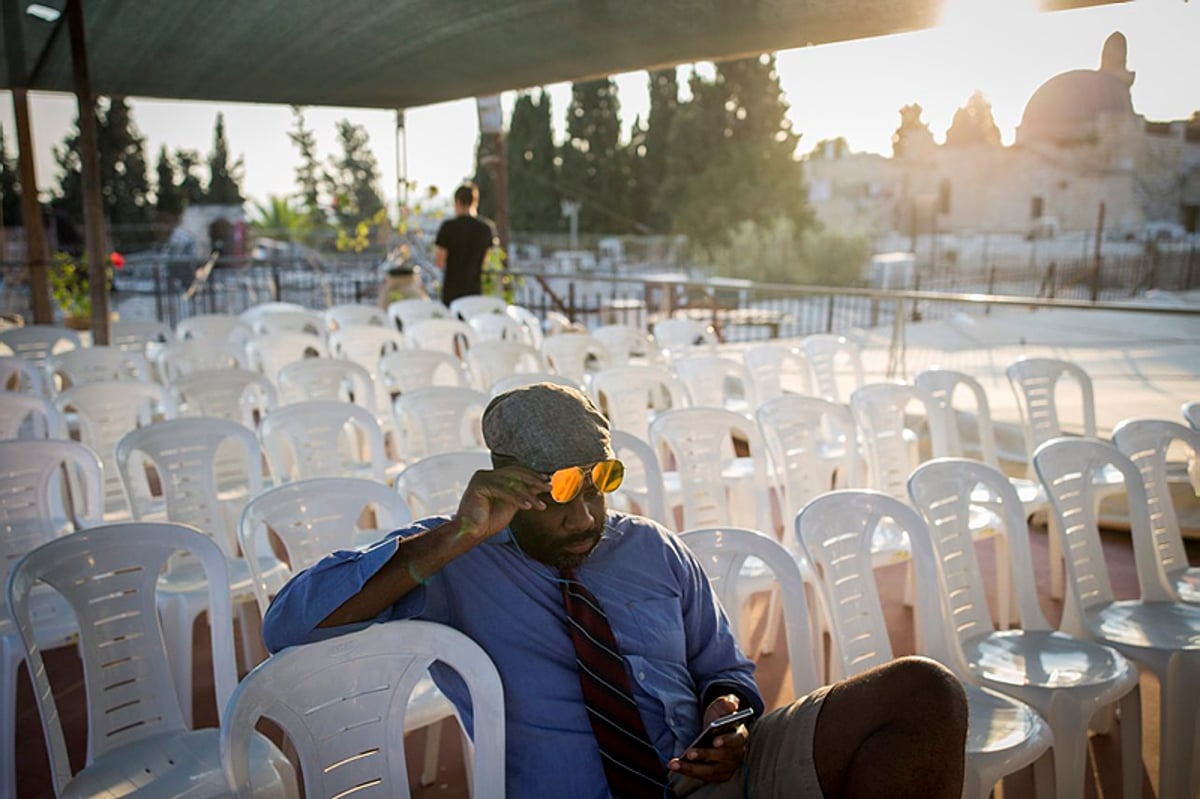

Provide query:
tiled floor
left=14, top=521, right=1193, bottom=798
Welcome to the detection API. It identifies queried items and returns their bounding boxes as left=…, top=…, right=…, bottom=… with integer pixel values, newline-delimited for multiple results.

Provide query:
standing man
left=263, top=382, right=969, bottom=799
left=434, top=181, right=498, bottom=306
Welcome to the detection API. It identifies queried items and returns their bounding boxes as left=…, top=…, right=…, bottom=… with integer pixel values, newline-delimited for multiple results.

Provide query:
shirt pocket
left=612, top=595, right=687, bottom=662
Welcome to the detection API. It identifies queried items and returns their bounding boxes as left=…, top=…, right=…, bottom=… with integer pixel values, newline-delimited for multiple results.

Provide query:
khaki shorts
left=685, top=685, right=830, bottom=799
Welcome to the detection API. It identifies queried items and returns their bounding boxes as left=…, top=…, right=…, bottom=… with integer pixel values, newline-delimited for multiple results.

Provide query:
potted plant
left=50, top=250, right=124, bottom=329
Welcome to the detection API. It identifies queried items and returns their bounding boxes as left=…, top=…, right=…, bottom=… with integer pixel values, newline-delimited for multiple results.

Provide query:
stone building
left=806, top=32, right=1200, bottom=240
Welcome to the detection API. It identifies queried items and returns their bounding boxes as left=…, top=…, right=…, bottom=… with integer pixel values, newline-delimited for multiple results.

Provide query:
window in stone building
left=938, top=180, right=952, bottom=214
left=1030, top=196, right=1044, bottom=220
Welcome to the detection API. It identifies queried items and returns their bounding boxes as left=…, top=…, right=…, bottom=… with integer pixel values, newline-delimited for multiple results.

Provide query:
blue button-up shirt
left=263, top=511, right=763, bottom=798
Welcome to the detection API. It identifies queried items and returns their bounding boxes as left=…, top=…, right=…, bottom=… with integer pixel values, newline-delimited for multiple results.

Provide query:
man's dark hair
left=454, top=182, right=479, bottom=208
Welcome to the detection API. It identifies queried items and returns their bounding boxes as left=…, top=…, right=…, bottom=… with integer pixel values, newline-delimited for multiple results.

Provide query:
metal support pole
left=66, top=0, right=111, bottom=343
left=11, top=89, right=53, bottom=322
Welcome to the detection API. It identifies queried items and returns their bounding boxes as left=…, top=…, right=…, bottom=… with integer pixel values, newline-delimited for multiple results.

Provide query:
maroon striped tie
left=560, top=568, right=668, bottom=798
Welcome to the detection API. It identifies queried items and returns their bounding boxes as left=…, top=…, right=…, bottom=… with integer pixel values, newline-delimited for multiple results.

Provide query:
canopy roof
left=3, top=0, right=1124, bottom=109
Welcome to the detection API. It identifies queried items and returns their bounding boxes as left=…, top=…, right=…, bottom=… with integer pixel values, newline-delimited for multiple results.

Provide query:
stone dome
left=1016, top=32, right=1136, bottom=145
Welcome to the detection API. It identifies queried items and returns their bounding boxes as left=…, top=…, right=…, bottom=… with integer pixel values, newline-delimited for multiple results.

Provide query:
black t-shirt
left=435, top=215, right=497, bottom=304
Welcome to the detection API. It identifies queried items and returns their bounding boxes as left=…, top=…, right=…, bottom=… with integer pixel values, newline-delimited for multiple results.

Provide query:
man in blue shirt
left=264, top=383, right=967, bottom=798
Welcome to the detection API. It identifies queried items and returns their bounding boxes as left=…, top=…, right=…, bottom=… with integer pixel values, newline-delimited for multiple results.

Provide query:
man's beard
left=512, top=522, right=605, bottom=569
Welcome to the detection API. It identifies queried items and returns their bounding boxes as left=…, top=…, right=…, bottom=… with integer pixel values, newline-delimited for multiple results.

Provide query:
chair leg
left=419, top=720, right=443, bottom=786
left=1047, top=514, right=1064, bottom=601
left=1118, top=684, right=1143, bottom=799
left=1032, top=748, right=1056, bottom=799
left=1159, top=657, right=1200, bottom=799
left=993, top=533, right=1012, bottom=631
left=759, top=585, right=781, bottom=657
left=159, top=595, right=200, bottom=727
left=1, top=636, right=20, bottom=799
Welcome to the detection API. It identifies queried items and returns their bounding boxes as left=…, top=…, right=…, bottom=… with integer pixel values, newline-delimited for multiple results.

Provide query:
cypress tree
left=325, top=119, right=385, bottom=228
left=559, top=77, right=630, bottom=234
left=506, top=90, right=560, bottom=232
left=206, top=112, right=245, bottom=205
left=155, top=145, right=183, bottom=221
left=0, top=125, right=21, bottom=228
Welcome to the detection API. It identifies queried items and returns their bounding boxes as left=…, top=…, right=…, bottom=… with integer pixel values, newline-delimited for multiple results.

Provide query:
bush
left=702, top=217, right=870, bottom=287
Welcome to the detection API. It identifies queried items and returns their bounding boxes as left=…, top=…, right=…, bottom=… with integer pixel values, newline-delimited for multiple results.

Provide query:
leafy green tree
left=506, top=90, right=560, bottom=232
left=945, top=90, right=1002, bottom=148
left=559, top=77, right=631, bottom=233
left=325, top=119, right=385, bottom=228
left=288, top=107, right=324, bottom=227
left=175, top=149, right=207, bottom=206
left=0, top=124, right=21, bottom=227
left=631, top=68, right=678, bottom=232
left=891, top=103, right=936, bottom=158
left=661, top=55, right=813, bottom=256
left=472, top=132, right=500, bottom=221
left=52, top=97, right=155, bottom=248
left=206, top=112, right=244, bottom=205
left=154, top=145, right=183, bottom=220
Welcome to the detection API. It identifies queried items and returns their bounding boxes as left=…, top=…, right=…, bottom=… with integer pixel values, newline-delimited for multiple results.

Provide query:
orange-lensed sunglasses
left=547, top=459, right=625, bottom=504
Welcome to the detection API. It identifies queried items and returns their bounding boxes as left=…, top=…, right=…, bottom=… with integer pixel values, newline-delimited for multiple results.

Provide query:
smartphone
left=682, top=707, right=755, bottom=752
left=667, top=708, right=756, bottom=797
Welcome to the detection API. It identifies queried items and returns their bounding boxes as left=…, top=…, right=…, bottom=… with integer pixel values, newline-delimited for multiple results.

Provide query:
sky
left=1, top=0, right=1197, bottom=216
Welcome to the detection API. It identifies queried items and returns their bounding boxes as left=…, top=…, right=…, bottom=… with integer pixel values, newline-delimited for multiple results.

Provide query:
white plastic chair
left=0, top=392, right=61, bottom=439
left=1008, top=356, right=1124, bottom=600
left=394, top=450, right=493, bottom=518
left=392, top=386, right=487, bottom=460
left=467, top=311, right=534, bottom=345
left=238, top=477, right=413, bottom=619
left=450, top=294, right=508, bottom=320
left=116, top=417, right=288, bottom=726
left=277, top=357, right=378, bottom=413
left=588, top=364, right=691, bottom=441
left=9, top=522, right=293, bottom=799
left=176, top=313, right=253, bottom=351
left=245, top=331, right=327, bottom=380
left=652, top=318, right=717, bottom=361
left=387, top=297, right=452, bottom=332
left=649, top=407, right=784, bottom=656
left=1112, top=418, right=1200, bottom=604
left=505, top=304, right=545, bottom=350
left=236, top=478, right=458, bottom=788
left=157, top=337, right=247, bottom=382
left=742, top=341, right=814, bottom=409
left=0, top=325, right=80, bottom=365
left=852, top=382, right=1007, bottom=616
left=592, top=323, right=661, bottom=367
left=608, top=430, right=668, bottom=526
left=1035, top=437, right=1200, bottom=799
left=405, top=317, right=477, bottom=358
left=110, top=319, right=173, bottom=353
left=756, top=395, right=860, bottom=522
left=324, top=303, right=388, bottom=331
left=487, top=371, right=583, bottom=398
left=378, top=348, right=474, bottom=399
left=56, top=381, right=176, bottom=519
left=250, top=308, right=326, bottom=338
left=0, top=439, right=103, bottom=799
left=671, top=354, right=750, bottom=412
left=170, top=367, right=278, bottom=428
left=915, top=368, right=1047, bottom=512
left=541, top=332, right=610, bottom=384
left=240, top=301, right=307, bottom=324
left=0, top=354, right=46, bottom=395
left=328, top=326, right=405, bottom=371
left=909, top=458, right=1142, bottom=799
left=259, top=400, right=389, bottom=483
left=795, top=490, right=1054, bottom=799
left=47, top=345, right=151, bottom=390
left=221, top=620, right=505, bottom=799
left=680, top=527, right=821, bottom=698
left=466, top=339, right=546, bottom=391
left=1183, top=400, right=1199, bottom=430
left=802, top=333, right=864, bottom=403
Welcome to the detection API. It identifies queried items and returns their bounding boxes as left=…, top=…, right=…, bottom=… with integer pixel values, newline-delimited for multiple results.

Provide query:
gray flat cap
left=482, top=382, right=614, bottom=473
